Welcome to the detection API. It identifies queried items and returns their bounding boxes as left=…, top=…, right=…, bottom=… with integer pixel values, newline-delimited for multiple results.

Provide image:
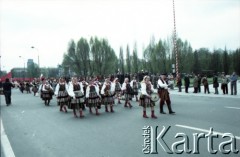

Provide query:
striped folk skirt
left=139, top=95, right=155, bottom=108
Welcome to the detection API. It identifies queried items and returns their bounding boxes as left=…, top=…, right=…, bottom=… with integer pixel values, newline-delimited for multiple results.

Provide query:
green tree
left=222, top=47, right=229, bottom=74
left=126, top=45, right=131, bottom=73
left=119, top=46, right=124, bottom=74
left=132, top=43, right=139, bottom=73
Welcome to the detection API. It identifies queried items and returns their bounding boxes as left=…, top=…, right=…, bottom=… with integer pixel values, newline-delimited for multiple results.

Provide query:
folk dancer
left=121, top=78, right=133, bottom=108
left=157, top=74, right=175, bottom=114
left=68, top=77, right=85, bottom=118
left=101, top=79, right=115, bottom=112
left=130, top=77, right=139, bottom=101
left=86, top=80, right=101, bottom=115
left=113, top=78, right=122, bottom=104
left=54, top=78, right=69, bottom=112
left=41, top=80, right=54, bottom=106
left=139, top=76, right=157, bottom=118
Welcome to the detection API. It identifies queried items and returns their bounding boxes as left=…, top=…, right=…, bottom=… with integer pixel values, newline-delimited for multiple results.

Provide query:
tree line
left=62, top=36, right=240, bottom=77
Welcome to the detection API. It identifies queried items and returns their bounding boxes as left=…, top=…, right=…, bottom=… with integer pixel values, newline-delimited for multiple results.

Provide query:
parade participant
left=25, top=81, right=31, bottom=94
left=158, top=73, right=175, bottom=114
left=121, top=78, right=133, bottom=108
left=68, top=77, right=85, bottom=118
left=32, top=79, right=39, bottom=96
left=41, top=80, right=54, bottom=106
left=2, top=78, right=15, bottom=106
left=130, top=77, right=139, bottom=101
left=139, top=76, right=157, bottom=118
left=113, top=78, right=122, bottom=104
left=54, top=77, right=69, bottom=112
left=101, top=78, right=115, bottom=112
left=86, top=79, right=101, bottom=115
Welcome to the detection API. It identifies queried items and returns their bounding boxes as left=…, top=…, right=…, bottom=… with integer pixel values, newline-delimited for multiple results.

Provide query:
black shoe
left=169, top=111, right=175, bottom=114
left=160, top=111, right=166, bottom=114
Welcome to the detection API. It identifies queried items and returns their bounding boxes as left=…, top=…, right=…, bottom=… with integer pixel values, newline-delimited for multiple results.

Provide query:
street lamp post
left=19, top=56, right=25, bottom=80
left=31, top=46, right=40, bottom=68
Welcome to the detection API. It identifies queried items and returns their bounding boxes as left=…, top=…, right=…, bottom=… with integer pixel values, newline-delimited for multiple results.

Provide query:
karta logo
left=142, top=126, right=239, bottom=154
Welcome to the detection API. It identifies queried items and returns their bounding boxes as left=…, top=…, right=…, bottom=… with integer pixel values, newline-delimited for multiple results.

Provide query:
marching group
left=0, top=73, right=175, bottom=119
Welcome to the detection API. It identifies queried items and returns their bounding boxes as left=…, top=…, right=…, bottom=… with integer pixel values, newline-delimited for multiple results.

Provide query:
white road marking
left=225, top=106, right=240, bottom=110
left=175, top=124, right=240, bottom=140
left=1, top=120, right=16, bottom=157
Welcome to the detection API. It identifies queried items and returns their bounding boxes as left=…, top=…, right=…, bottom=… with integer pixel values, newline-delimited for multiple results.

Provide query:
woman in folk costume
left=54, top=77, right=69, bottom=113
left=68, top=77, right=85, bottom=118
left=114, top=78, right=122, bottom=104
left=130, top=77, right=139, bottom=101
left=121, top=78, right=133, bottom=108
left=101, top=78, right=115, bottom=112
left=157, top=73, right=175, bottom=114
left=41, top=80, right=54, bottom=106
left=86, top=79, right=101, bottom=115
left=139, top=76, right=157, bottom=118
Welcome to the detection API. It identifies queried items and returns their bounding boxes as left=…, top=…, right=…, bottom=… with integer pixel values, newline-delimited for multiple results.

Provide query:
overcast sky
left=0, top=0, right=240, bottom=72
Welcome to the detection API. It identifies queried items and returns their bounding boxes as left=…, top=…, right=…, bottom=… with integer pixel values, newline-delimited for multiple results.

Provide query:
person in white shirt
left=139, top=76, right=157, bottom=118
left=54, top=77, right=69, bottom=113
left=68, top=77, right=85, bottom=118
left=86, top=80, right=101, bottom=115
left=130, top=77, right=139, bottom=101
left=121, top=78, right=133, bottom=108
left=101, top=78, right=115, bottom=112
left=41, top=80, right=53, bottom=106
left=157, top=73, right=175, bottom=114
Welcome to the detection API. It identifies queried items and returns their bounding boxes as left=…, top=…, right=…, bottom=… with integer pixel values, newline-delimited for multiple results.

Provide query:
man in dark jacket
left=184, top=74, right=190, bottom=93
left=2, top=78, right=14, bottom=106
left=213, top=74, right=219, bottom=94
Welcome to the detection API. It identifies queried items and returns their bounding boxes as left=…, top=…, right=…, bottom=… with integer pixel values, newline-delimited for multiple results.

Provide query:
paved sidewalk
left=168, top=81, right=240, bottom=99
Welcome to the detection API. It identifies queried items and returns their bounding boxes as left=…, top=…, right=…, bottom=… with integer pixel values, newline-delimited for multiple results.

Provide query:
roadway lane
left=1, top=89, right=239, bottom=157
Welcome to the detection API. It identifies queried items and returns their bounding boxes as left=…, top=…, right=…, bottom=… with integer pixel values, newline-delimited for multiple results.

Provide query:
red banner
left=0, top=72, right=12, bottom=82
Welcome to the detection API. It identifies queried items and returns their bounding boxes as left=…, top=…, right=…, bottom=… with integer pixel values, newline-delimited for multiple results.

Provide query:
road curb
left=1, top=119, right=15, bottom=157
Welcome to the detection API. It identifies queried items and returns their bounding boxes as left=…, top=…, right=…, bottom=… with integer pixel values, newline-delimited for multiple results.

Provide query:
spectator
left=221, top=72, right=229, bottom=94
left=184, top=74, right=190, bottom=93
left=2, top=78, right=15, bottom=106
left=202, top=76, right=210, bottom=94
left=193, top=75, right=198, bottom=93
left=197, top=74, right=202, bottom=93
left=230, top=72, right=238, bottom=95
left=176, top=74, right=182, bottom=92
left=213, top=74, right=219, bottom=94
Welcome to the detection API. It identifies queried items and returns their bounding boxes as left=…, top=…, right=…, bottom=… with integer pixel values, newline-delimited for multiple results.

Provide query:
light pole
left=31, top=46, right=40, bottom=68
left=19, top=56, right=25, bottom=80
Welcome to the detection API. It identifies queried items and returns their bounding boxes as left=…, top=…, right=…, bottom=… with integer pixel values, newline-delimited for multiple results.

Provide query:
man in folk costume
left=68, top=77, right=85, bottom=118
left=101, top=78, right=115, bottom=112
left=41, top=80, right=54, bottom=106
left=139, top=76, right=157, bottom=119
left=121, top=78, right=133, bottom=108
left=113, top=78, right=122, bottom=104
left=157, top=73, right=175, bottom=114
left=86, top=79, right=101, bottom=115
left=54, top=77, right=69, bottom=113
left=130, top=76, right=139, bottom=101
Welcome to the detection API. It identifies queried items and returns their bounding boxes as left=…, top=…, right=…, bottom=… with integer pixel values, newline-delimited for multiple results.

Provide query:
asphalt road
left=1, top=88, right=240, bottom=157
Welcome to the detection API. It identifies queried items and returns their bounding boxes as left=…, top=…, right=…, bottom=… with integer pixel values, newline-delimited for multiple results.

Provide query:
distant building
left=11, top=67, right=27, bottom=78
left=27, top=59, right=34, bottom=68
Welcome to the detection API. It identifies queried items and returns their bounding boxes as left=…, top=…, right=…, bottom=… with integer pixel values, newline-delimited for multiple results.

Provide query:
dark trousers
left=222, top=84, right=228, bottom=94
left=178, top=85, right=182, bottom=92
left=214, top=87, right=219, bottom=94
left=185, top=86, right=189, bottom=93
left=159, top=95, right=173, bottom=113
left=198, top=85, right=201, bottom=92
left=231, top=82, right=237, bottom=95
left=204, top=85, right=210, bottom=94
left=193, top=87, right=198, bottom=93
left=4, top=91, right=12, bottom=105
